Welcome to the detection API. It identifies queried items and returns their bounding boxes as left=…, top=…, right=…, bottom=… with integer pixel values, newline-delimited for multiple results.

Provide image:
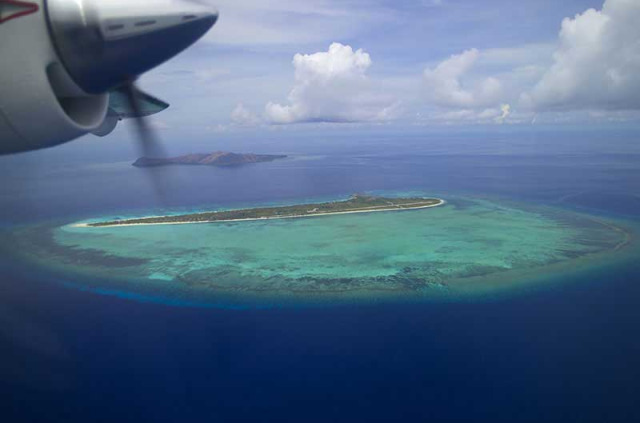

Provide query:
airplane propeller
left=121, top=80, right=170, bottom=199
left=46, top=0, right=219, bottom=174
left=122, top=80, right=166, bottom=160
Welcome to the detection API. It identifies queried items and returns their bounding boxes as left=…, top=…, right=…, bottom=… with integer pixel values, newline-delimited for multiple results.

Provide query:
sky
left=134, top=0, right=640, bottom=135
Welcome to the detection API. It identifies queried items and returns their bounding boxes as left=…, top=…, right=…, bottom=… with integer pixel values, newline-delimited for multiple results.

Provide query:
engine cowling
left=0, top=0, right=108, bottom=154
left=0, top=0, right=218, bottom=154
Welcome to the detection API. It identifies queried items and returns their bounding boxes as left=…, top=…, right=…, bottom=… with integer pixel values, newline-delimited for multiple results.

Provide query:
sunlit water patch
left=2, top=196, right=633, bottom=308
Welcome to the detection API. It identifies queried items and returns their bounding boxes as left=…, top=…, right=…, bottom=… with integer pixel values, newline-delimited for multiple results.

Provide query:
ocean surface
left=1, top=128, right=640, bottom=422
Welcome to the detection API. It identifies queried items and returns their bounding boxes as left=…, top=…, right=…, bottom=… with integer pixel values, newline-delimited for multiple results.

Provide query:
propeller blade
left=122, top=82, right=166, bottom=158
left=122, top=81, right=169, bottom=199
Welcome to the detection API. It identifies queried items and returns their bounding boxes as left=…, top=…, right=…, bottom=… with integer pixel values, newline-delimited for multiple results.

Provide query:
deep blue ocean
left=1, top=127, right=639, bottom=422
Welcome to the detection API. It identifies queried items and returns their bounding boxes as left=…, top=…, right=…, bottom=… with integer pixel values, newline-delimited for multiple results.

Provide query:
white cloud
left=420, top=0, right=640, bottom=123
left=423, top=48, right=504, bottom=108
left=417, top=105, right=522, bottom=126
left=524, top=0, right=640, bottom=111
left=230, top=103, right=260, bottom=126
left=420, top=48, right=514, bottom=124
left=265, top=43, right=400, bottom=124
left=496, top=104, right=511, bottom=124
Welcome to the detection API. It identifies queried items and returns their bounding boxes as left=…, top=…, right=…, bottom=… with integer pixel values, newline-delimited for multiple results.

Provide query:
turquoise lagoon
left=4, top=195, right=633, bottom=307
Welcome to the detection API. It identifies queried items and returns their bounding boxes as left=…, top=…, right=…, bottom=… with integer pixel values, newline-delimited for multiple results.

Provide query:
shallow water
left=4, top=194, right=630, bottom=308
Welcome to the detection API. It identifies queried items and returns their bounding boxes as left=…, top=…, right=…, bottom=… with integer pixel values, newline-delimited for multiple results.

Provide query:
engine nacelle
left=0, top=0, right=109, bottom=154
left=0, top=0, right=217, bottom=155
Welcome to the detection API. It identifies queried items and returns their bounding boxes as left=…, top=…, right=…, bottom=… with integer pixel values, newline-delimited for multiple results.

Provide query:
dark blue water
left=1, top=128, right=640, bottom=422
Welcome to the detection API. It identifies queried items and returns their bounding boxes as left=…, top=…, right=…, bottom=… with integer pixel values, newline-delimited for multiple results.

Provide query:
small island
left=84, top=195, right=445, bottom=227
left=133, top=151, right=287, bottom=167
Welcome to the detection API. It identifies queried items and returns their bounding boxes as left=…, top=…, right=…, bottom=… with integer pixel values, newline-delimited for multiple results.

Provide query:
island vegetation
left=86, top=195, right=444, bottom=227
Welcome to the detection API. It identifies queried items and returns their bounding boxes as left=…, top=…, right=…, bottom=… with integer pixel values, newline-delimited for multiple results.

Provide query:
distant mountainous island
left=133, top=152, right=287, bottom=167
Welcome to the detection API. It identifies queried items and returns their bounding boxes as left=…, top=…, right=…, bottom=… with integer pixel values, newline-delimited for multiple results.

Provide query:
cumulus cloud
left=230, top=103, right=259, bottom=126
left=418, top=105, right=519, bottom=125
left=420, top=0, right=640, bottom=123
left=423, top=48, right=504, bottom=108
left=265, top=43, right=399, bottom=124
left=524, top=0, right=640, bottom=111
left=495, top=104, right=511, bottom=124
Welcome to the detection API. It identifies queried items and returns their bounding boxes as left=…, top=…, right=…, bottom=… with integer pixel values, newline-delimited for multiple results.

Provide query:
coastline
left=7, top=194, right=635, bottom=309
left=14, top=204, right=635, bottom=308
left=72, top=198, right=446, bottom=228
